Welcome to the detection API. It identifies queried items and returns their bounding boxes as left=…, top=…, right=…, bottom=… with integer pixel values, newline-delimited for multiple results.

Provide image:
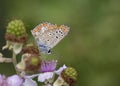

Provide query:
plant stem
left=12, top=51, right=19, bottom=74
left=0, top=57, right=12, bottom=63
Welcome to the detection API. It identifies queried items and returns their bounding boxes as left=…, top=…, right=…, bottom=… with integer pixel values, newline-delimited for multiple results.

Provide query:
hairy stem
left=0, top=57, right=13, bottom=63
left=12, top=51, right=19, bottom=74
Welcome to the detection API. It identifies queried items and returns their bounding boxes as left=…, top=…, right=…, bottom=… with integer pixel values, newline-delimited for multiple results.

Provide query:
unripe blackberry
left=16, top=54, right=41, bottom=73
left=6, top=20, right=25, bottom=36
left=61, top=67, right=77, bottom=86
left=5, top=19, right=27, bottom=43
left=25, top=55, right=41, bottom=72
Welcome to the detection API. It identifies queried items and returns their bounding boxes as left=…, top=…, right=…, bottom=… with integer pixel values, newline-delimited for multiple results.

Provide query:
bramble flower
left=0, top=74, right=23, bottom=86
left=54, top=67, right=78, bottom=86
left=7, top=75, right=23, bottom=86
left=38, top=72, right=54, bottom=82
left=16, top=54, right=41, bottom=73
left=17, top=44, right=41, bottom=73
left=38, top=60, right=57, bottom=83
left=22, top=78, right=37, bottom=86
left=55, top=64, right=67, bottom=75
left=2, top=19, right=27, bottom=54
left=0, top=74, right=7, bottom=86
left=40, top=60, right=57, bottom=72
left=21, top=60, right=58, bottom=85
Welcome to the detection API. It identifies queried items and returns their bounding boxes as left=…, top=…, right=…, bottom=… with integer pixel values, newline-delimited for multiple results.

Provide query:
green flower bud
left=30, top=57, right=40, bottom=66
left=16, top=54, right=41, bottom=73
left=64, top=67, right=77, bottom=80
left=61, top=67, right=78, bottom=86
left=25, top=55, right=41, bottom=73
left=5, top=19, right=27, bottom=43
left=6, top=19, right=26, bottom=36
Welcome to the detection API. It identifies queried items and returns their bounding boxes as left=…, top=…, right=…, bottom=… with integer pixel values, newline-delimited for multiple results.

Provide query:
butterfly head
left=38, top=44, right=51, bottom=54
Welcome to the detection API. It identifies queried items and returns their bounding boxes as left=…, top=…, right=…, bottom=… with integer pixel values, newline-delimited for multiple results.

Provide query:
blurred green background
left=0, top=0, right=120, bottom=86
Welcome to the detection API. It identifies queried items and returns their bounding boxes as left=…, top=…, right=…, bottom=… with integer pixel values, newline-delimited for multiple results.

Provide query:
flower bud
left=16, top=54, right=41, bottom=73
left=25, top=55, right=41, bottom=72
left=61, top=67, right=77, bottom=86
left=5, top=19, right=27, bottom=43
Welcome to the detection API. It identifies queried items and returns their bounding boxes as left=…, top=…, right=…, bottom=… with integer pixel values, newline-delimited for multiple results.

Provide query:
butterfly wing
left=31, top=22, right=57, bottom=36
left=31, top=22, right=58, bottom=53
left=46, top=25, right=70, bottom=48
left=31, top=22, right=70, bottom=54
left=31, top=23, right=47, bottom=38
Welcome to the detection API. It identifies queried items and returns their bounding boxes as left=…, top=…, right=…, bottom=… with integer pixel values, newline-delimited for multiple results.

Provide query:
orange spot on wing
left=33, top=25, right=43, bottom=33
left=60, top=25, right=70, bottom=32
left=42, top=23, right=48, bottom=27
left=37, top=25, right=42, bottom=31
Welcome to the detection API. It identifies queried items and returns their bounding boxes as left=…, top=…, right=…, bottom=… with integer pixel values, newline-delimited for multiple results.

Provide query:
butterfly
left=31, top=22, right=70, bottom=54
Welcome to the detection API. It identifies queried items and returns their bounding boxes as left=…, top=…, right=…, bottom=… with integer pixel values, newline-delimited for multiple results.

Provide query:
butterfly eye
left=48, top=50, right=51, bottom=54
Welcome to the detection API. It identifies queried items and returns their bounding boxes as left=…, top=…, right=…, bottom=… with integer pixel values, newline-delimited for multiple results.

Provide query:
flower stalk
left=12, top=51, right=17, bottom=66
left=0, top=57, right=12, bottom=63
left=12, top=51, right=19, bottom=74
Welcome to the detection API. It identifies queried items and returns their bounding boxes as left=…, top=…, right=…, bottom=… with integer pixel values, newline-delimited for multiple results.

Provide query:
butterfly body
left=31, top=22, right=70, bottom=54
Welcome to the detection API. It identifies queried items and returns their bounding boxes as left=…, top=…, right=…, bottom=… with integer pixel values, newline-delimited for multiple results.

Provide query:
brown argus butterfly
left=31, top=22, right=70, bottom=54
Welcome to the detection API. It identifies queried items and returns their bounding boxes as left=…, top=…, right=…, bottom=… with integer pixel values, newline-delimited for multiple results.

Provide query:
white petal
left=55, top=64, right=67, bottom=75
left=7, top=75, right=23, bottom=86
left=13, top=43, right=23, bottom=54
left=24, top=74, right=39, bottom=79
left=38, top=72, right=54, bottom=82
left=22, top=78, right=37, bottom=86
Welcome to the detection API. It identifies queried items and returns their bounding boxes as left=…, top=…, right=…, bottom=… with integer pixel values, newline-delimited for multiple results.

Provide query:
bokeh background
left=0, top=0, right=120, bottom=86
